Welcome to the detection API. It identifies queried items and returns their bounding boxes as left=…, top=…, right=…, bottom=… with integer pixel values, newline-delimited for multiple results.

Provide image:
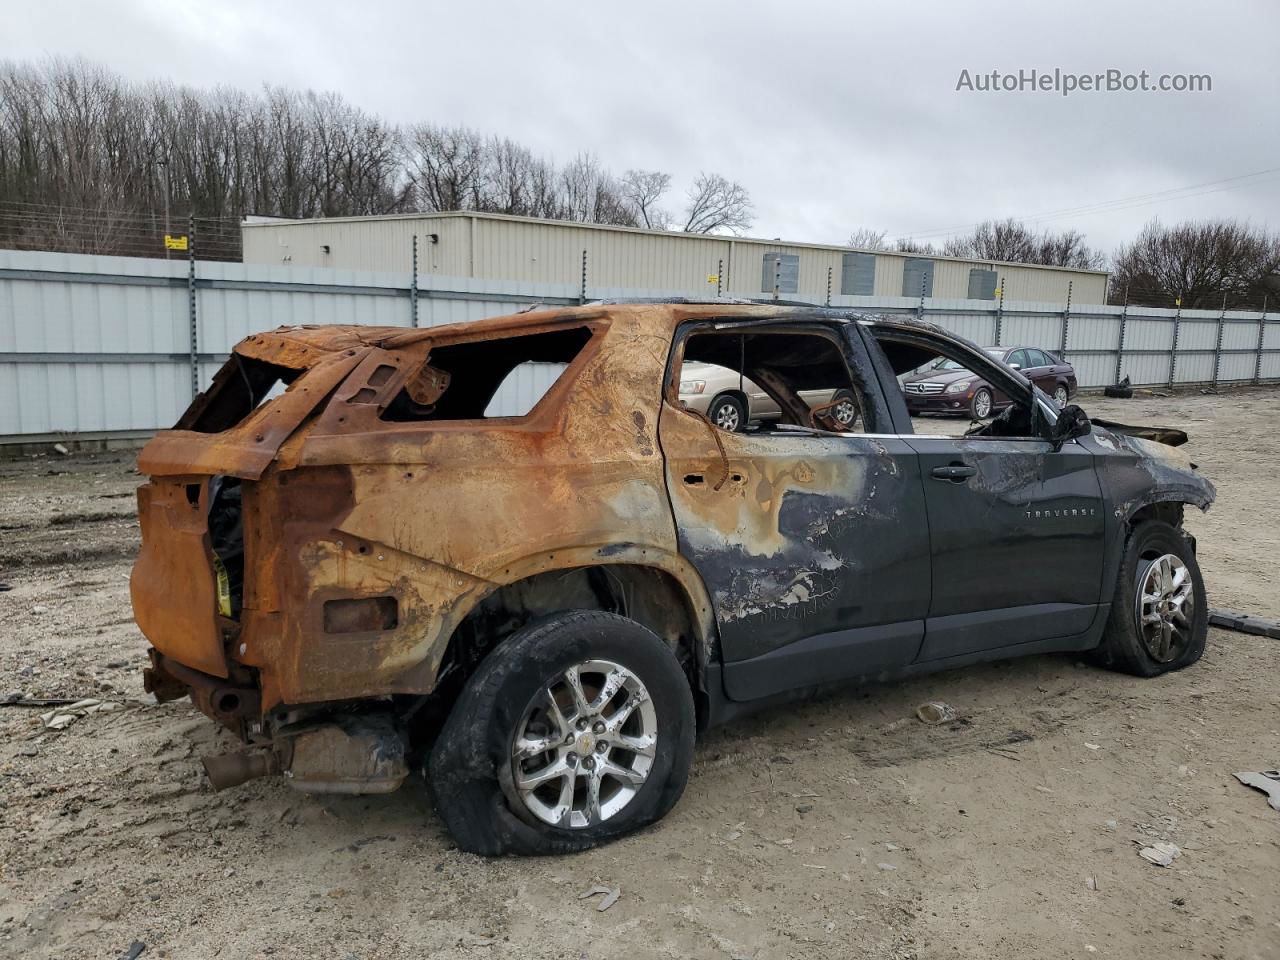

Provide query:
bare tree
left=847, top=227, right=889, bottom=250
left=894, top=238, right=939, bottom=255
left=682, top=172, right=753, bottom=234
left=942, top=218, right=1105, bottom=269
left=621, top=169, right=671, bottom=229
left=1112, top=219, right=1280, bottom=308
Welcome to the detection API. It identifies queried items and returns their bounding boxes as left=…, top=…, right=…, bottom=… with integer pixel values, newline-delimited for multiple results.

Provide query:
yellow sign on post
left=164, top=234, right=188, bottom=252
left=706, top=274, right=719, bottom=284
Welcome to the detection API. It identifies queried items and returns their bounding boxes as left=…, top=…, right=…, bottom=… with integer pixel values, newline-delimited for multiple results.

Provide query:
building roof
left=241, top=209, right=1110, bottom=277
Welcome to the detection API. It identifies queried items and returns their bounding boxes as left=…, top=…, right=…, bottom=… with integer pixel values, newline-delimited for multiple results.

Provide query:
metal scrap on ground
left=1137, top=841, right=1182, bottom=867
left=578, top=885, right=621, bottom=912
left=1233, top=771, right=1280, bottom=812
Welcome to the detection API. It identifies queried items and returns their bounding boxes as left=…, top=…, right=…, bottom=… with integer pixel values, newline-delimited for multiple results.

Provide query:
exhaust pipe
left=202, top=750, right=280, bottom=790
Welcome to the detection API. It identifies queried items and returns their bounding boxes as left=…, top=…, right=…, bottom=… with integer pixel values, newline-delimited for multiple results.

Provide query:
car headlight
left=680, top=380, right=706, bottom=395
left=945, top=380, right=972, bottom=394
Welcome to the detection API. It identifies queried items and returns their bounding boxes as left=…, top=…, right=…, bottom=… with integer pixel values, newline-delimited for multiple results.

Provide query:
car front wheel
left=1053, top=384, right=1070, bottom=407
left=1090, top=519, right=1207, bottom=677
left=428, top=611, right=695, bottom=855
left=970, top=387, right=993, bottom=419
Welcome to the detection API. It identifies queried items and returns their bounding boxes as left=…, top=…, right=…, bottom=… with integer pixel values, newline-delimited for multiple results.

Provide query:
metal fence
left=2, top=247, right=1278, bottom=442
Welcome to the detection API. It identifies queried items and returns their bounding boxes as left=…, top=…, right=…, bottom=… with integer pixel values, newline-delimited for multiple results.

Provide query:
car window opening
left=177, top=355, right=301, bottom=434
left=876, top=334, right=1041, bottom=440
left=381, top=326, right=594, bottom=422
left=677, top=329, right=869, bottom=435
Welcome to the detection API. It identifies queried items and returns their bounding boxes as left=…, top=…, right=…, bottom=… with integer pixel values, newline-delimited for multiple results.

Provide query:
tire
left=707, top=393, right=746, bottom=433
left=1053, top=384, right=1070, bottom=407
left=970, top=388, right=994, bottom=420
left=428, top=611, right=696, bottom=856
left=830, top=389, right=859, bottom=429
left=1090, top=519, right=1207, bottom=677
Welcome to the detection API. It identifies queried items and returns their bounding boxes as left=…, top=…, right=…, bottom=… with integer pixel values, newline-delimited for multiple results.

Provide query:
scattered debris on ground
left=578, top=885, right=621, bottom=912
left=1233, top=770, right=1280, bottom=812
left=1208, top=608, right=1280, bottom=638
left=915, top=701, right=956, bottom=725
left=1137, top=842, right=1182, bottom=867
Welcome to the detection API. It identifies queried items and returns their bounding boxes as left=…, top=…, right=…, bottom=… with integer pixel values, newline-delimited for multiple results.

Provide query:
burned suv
left=131, top=302, right=1215, bottom=855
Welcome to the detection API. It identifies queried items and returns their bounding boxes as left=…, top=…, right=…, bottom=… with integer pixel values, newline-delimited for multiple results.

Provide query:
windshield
left=931, top=357, right=970, bottom=372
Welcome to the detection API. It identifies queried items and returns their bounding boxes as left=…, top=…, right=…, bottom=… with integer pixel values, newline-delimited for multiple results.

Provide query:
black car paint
left=660, top=311, right=1215, bottom=725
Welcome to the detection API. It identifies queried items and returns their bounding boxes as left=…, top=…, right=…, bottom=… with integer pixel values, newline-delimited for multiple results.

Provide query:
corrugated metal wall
left=1, top=248, right=1275, bottom=441
left=242, top=213, right=1110, bottom=305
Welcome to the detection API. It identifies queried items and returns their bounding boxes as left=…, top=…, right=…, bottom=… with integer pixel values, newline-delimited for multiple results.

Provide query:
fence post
left=1169, top=294, right=1183, bottom=387
left=579, top=249, right=588, bottom=304
left=1211, top=293, right=1227, bottom=387
left=1256, top=295, right=1268, bottom=385
left=993, top=282, right=1004, bottom=346
left=1114, top=285, right=1129, bottom=386
left=716, top=258, right=723, bottom=298
left=187, top=215, right=198, bottom=399
left=916, top=273, right=926, bottom=320
left=410, top=234, right=419, bottom=328
left=825, top=266, right=832, bottom=307
left=772, top=258, right=781, bottom=301
left=1059, top=281, right=1072, bottom=360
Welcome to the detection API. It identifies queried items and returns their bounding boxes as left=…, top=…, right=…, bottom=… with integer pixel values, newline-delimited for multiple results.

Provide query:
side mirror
left=1050, top=403, right=1091, bottom=450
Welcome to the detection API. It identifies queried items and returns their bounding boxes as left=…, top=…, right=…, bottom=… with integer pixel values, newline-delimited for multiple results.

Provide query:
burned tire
left=707, top=393, right=747, bottom=433
left=428, top=611, right=695, bottom=856
left=1090, top=520, right=1207, bottom=677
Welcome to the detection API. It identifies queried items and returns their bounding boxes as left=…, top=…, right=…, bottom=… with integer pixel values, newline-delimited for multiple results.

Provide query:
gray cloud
left=4, top=0, right=1277, bottom=253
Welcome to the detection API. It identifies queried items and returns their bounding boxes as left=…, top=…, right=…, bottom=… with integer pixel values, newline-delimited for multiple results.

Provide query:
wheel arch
left=424, top=549, right=720, bottom=737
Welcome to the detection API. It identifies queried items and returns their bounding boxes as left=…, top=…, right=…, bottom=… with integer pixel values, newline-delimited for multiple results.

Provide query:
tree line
left=2, top=58, right=1276, bottom=309
left=0, top=58, right=753, bottom=259
left=849, top=218, right=1280, bottom=310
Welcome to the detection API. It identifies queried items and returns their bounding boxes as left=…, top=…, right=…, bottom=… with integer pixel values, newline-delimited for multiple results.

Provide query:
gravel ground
left=1, top=386, right=1278, bottom=960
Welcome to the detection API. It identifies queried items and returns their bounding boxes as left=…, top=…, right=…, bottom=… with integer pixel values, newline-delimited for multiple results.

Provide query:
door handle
left=931, top=464, right=977, bottom=482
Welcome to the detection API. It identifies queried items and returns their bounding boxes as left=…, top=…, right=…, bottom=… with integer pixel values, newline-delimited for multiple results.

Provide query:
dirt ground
left=2, top=386, right=1278, bottom=960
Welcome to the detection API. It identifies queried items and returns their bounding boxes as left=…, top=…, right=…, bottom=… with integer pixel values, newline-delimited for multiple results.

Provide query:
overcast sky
left=4, top=0, right=1277, bottom=254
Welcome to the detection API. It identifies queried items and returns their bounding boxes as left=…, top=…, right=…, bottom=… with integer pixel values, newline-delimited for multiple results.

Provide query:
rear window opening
left=382, top=326, right=593, bottom=422
left=177, top=355, right=300, bottom=433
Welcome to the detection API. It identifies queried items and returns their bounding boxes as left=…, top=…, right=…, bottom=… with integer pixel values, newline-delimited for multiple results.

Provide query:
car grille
left=904, top=381, right=945, bottom=395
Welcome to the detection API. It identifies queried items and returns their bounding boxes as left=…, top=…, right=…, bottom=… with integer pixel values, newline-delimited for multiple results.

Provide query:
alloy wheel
left=1135, top=553, right=1195, bottom=663
left=713, top=402, right=741, bottom=432
left=509, top=659, right=658, bottom=829
left=973, top=390, right=992, bottom=419
left=833, top=398, right=857, bottom=427
left=1054, top=385, right=1069, bottom=407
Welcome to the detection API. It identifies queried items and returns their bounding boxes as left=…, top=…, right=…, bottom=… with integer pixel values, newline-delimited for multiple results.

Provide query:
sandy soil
left=1, top=387, right=1278, bottom=960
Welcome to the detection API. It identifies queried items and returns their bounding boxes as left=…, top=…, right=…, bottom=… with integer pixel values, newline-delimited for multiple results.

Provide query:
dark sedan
left=901, top=345, right=1076, bottom=418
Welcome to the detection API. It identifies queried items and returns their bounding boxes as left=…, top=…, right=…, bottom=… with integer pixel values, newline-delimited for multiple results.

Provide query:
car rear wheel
left=428, top=611, right=695, bottom=855
left=1090, top=520, right=1207, bottom=677
left=970, top=388, right=993, bottom=419
left=708, top=393, right=746, bottom=432
left=1053, top=384, right=1070, bottom=407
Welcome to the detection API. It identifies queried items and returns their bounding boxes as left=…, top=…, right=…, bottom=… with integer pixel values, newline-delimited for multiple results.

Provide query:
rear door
left=660, top=318, right=932, bottom=701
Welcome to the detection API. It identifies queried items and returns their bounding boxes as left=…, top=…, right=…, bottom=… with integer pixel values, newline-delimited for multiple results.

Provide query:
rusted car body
left=131, top=301, right=1215, bottom=851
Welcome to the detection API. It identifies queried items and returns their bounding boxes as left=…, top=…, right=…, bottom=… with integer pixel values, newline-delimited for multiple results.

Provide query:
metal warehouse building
left=241, top=211, right=1110, bottom=305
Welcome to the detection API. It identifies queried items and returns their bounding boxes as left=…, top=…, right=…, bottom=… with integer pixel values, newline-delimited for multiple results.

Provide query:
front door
left=906, top=434, right=1105, bottom=660
left=658, top=322, right=933, bottom=701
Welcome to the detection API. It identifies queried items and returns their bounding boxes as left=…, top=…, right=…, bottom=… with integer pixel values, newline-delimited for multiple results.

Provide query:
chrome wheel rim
left=1135, top=553, right=1194, bottom=663
left=973, top=391, right=992, bottom=418
left=713, top=402, right=741, bottom=431
left=510, top=659, right=657, bottom=829
left=1054, top=386, right=1069, bottom=407
left=833, top=397, right=857, bottom=426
